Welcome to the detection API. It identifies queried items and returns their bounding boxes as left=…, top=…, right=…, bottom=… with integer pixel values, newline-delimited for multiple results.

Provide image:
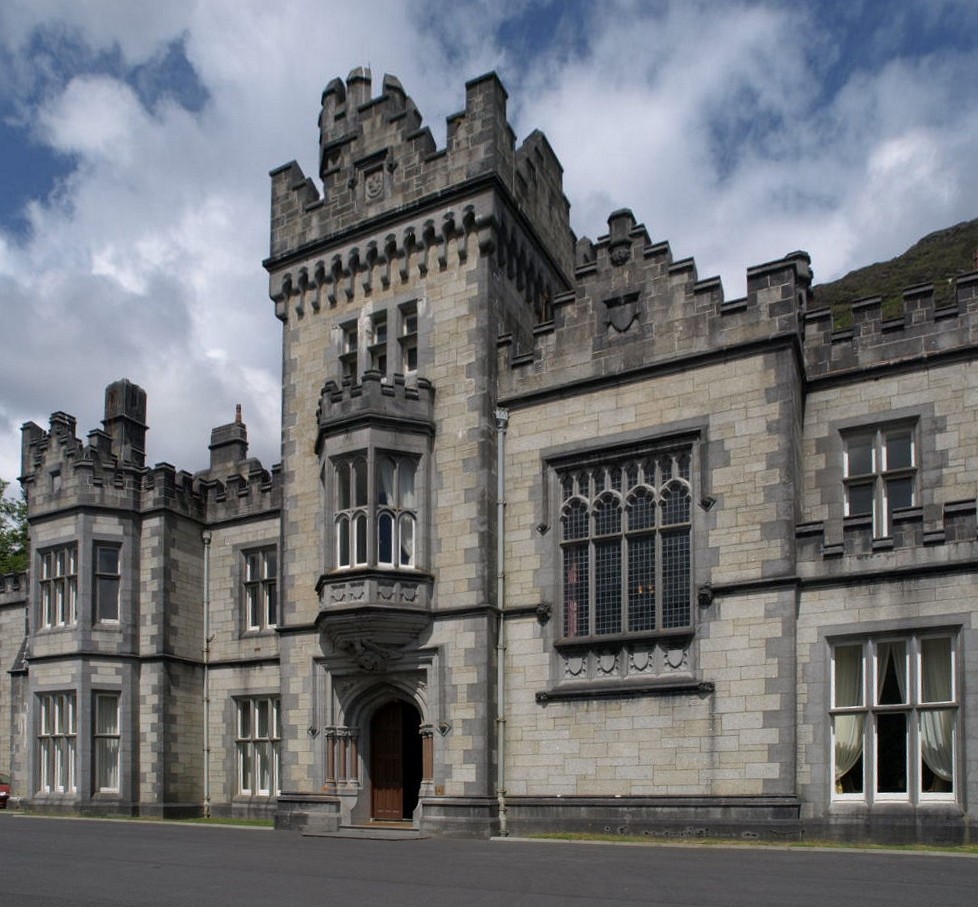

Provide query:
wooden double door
left=370, top=700, right=423, bottom=821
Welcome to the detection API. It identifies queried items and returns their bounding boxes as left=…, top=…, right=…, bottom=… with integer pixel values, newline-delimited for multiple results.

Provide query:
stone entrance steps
left=302, top=820, right=426, bottom=840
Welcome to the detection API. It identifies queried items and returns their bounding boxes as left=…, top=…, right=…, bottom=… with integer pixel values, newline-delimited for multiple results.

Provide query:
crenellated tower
left=266, top=68, right=578, bottom=835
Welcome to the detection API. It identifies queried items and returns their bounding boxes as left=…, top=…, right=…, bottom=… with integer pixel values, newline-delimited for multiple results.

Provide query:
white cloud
left=1, top=0, right=977, bottom=488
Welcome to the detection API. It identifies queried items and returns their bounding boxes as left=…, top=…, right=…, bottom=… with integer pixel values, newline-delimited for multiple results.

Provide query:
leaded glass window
left=558, top=448, right=693, bottom=639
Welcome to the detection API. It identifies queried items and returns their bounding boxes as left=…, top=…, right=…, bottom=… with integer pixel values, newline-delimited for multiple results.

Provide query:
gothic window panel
left=336, top=457, right=369, bottom=568
left=557, top=445, right=694, bottom=642
left=594, top=539, right=622, bottom=635
left=562, top=543, right=589, bottom=638
left=378, top=512, right=395, bottom=565
left=398, top=513, right=416, bottom=567
left=627, top=534, right=655, bottom=632
left=660, top=529, right=691, bottom=629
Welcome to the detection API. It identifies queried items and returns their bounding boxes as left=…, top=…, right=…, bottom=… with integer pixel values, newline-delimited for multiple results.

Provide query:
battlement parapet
left=498, top=209, right=811, bottom=399
left=803, top=271, right=978, bottom=381
left=21, top=382, right=280, bottom=524
left=268, top=190, right=569, bottom=329
left=316, top=372, right=435, bottom=452
left=269, top=70, right=574, bottom=283
left=21, top=412, right=147, bottom=516
left=269, top=200, right=495, bottom=321
left=141, top=462, right=203, bottom=518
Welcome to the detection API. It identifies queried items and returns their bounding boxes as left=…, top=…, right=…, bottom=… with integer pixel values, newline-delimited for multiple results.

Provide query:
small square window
left=340, top=323, right=359, bottom=381
left=399, top=303, right=418, bottom=374
left=369, top=313, right=388, bottom=376
left=843, top=425, right=917, bottom=536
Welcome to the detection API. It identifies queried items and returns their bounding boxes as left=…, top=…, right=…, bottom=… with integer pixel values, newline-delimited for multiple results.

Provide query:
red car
left=0, top=772, right=10, bottom=809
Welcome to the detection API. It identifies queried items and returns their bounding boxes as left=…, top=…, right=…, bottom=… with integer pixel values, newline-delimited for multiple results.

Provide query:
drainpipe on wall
left=202, top=530, right=212, bottom=819
left=494, top=408, right=510, bottom=837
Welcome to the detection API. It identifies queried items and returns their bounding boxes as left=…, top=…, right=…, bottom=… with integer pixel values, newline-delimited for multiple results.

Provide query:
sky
left=1, top=0, right=977, bottom=490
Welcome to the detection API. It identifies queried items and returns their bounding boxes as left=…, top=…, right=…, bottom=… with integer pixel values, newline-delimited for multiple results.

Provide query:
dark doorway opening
left=370, top=700, right=422, bottom=821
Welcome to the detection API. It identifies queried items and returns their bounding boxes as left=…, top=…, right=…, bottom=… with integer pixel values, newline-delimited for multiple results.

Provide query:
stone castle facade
left=2, top=69, right=977, bottom=842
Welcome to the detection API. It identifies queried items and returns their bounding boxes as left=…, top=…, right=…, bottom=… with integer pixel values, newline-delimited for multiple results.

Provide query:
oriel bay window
left=334, top=451, right=418, bottom=570
left=831, top=633, right=957, bottom=803
left=559, top=447, right=693, bottom=640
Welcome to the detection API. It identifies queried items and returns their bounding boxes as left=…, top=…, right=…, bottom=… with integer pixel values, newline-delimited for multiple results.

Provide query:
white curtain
left=378, top=457, right=395, bottom=506
left=921, top=637, right=952, bottom=702
left=920, top=710, right=954, bottom=784
left=834, top=645, right=862, bottom=707
left=834, top=645, right=864, bottom=784
left=876, top=641, right=907, bottom=703
left=834, top=715, right=865, bottom=784
left=920, top=638, right=954, bottom=785
left=399, top=459, right=416, bottom=508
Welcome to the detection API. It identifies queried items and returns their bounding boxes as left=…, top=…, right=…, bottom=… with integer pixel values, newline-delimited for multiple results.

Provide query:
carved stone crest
left=604, top=292, right=640, bottom=333
left=597, top=650, right=619, bottom=676
left=364, top=168, right=384, bottom=200
left=564, top=655, right=586, bottom=678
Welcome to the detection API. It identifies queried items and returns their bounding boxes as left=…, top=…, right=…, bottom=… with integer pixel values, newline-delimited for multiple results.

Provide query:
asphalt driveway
left=2, top=814, right=976, bottom=907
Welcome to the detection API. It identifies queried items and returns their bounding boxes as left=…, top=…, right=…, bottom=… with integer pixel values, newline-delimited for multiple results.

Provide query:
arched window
left=557, top=448, right=693, bottom=640
left=336, top=457, right=369, bottom=568
left=334, top=452, right=419, bottom=570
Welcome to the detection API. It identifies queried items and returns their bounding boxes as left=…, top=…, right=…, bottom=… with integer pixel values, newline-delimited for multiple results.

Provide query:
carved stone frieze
left=558, top=638, right=693, bottom=683
left=316, top=570, right=434, bottom=664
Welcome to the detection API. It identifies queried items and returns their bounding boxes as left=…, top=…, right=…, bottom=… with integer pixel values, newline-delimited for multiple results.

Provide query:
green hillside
left=812, top=218, right=978, bottom=324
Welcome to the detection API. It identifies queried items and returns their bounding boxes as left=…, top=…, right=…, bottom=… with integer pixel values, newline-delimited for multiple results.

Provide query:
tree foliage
left=0, top=477, right=28, bottom=575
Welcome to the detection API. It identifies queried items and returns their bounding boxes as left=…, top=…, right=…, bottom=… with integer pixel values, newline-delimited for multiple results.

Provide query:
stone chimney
left=102, top=379, right=147, bottom=467
left=209, top=405, right=248, bottom=470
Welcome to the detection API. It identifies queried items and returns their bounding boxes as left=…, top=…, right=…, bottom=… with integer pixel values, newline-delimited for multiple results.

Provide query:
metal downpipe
left=202, top=530, right=212, bottom=818
left=495, top=408, right=509, bottom=836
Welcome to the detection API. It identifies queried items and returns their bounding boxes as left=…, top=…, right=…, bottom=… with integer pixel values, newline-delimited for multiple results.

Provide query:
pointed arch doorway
left=370, top=699, right=423, bottom=821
